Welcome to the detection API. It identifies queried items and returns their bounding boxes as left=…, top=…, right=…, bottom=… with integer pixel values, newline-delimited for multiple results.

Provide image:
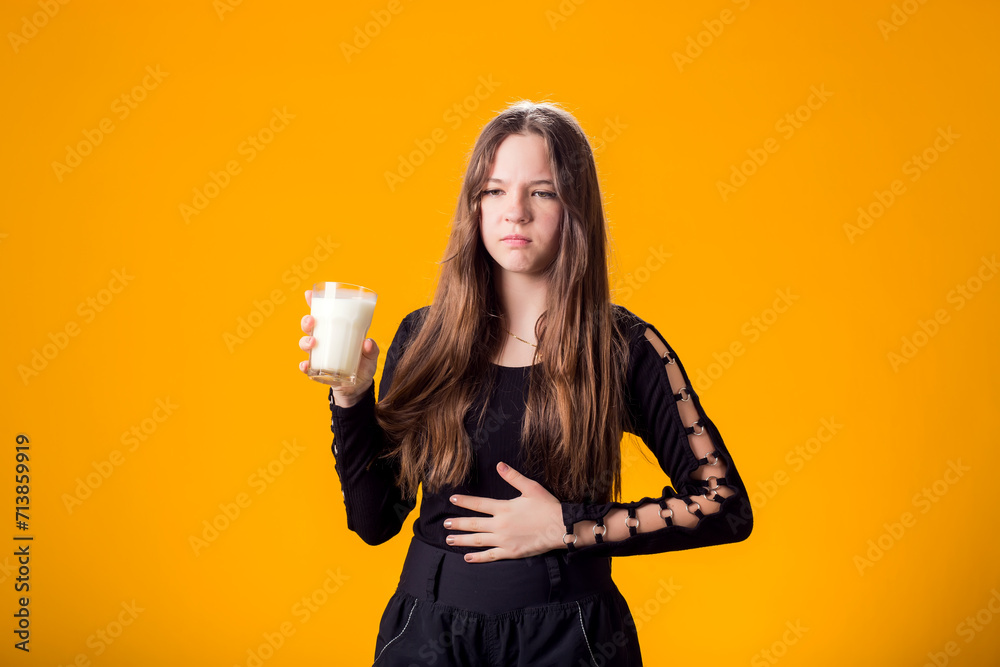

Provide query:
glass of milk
left=307, top=282, right=378, bottom=386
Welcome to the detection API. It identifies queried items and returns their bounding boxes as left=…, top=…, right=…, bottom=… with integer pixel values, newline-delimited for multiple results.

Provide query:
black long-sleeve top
left=328, top=304, right=753, bottom=561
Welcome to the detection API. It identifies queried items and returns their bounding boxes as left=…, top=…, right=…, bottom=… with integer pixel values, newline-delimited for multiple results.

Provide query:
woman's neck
left=495, top=269, right=547, bottom=343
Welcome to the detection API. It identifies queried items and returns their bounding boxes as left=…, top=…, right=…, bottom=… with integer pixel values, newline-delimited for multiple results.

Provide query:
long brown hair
left=375, top=100, right=631, bottom=505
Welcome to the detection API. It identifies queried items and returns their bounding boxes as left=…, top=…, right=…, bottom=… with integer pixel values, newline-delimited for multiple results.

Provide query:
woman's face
left=479, top=132, right=563, bottom=278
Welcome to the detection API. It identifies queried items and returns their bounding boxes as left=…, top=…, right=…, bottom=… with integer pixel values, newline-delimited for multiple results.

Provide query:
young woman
left=298, top=101, right=753, bottom=666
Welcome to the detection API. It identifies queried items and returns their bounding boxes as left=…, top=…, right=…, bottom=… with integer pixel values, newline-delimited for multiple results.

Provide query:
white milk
left=309, top=296, right=376, bottom=380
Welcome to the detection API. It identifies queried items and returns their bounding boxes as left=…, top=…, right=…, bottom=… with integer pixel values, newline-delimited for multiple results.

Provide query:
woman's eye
left=481, top=189, right=557, bottom=198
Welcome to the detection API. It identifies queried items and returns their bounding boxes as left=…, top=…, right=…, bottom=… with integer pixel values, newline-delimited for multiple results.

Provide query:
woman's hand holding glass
left=299, top=289, right=380, bottom=408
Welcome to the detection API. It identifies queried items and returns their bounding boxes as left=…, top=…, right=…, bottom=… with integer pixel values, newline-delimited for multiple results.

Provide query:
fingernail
left=444, top=520, right=452, bottom=528
left=445, top=535, right=454, bottom=545
left=450, top=496, right=458, bottom=504
left=498, top=462, right=509, bottom=473
left=464, top=554, right=473, bottom=562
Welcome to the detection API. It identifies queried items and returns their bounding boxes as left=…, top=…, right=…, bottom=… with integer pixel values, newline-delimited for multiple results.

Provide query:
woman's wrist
left=332, top=392, right=361, bottom=409
left=330, top=382, right=375, bottom=411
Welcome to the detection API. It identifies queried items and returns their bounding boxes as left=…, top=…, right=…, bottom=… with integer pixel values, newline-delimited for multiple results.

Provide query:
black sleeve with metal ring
left=625, top=507, right=639, bottom=537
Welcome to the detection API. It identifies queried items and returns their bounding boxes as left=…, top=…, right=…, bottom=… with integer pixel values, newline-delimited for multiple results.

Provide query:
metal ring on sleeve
left=624, top=507, right=639, bottom=537
left=682, top=497, right=705, bottom=519
left=562, top=526, right=577, bottom=552
left=657, top=499, right=674, bottom=527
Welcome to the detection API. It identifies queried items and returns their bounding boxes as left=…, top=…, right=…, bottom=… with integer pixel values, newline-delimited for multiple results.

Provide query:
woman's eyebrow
left=486, top=177, right=555, bottom=186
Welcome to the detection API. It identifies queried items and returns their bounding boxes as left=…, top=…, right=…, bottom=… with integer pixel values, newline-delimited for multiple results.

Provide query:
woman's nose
left=503, top=192, right=529, bottom=223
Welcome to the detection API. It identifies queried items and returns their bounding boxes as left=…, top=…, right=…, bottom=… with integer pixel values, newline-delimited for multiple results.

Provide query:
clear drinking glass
left=307, top=282, right=377, bottom=386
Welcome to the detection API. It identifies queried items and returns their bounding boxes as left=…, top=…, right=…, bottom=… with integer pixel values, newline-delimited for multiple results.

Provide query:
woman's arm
left=560, top=311, right=753, bottom=559
left=328, top=310, right=420, bottom=545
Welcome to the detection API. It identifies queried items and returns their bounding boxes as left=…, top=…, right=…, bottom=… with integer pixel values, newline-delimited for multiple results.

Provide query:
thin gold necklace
left=503, top=328, right=542, bottom=363
left=504, top=328, right=537, bottom=348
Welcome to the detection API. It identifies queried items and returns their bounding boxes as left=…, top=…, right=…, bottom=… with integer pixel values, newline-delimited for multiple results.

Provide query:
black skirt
left=371, top=535, right=643, bottom=666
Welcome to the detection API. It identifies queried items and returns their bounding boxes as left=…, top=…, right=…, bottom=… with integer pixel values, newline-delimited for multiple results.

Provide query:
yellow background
left=3, top=0, right=999, bottom=665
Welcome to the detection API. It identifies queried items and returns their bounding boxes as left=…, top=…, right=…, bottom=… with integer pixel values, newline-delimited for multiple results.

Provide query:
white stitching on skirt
left=373, top=599, right=418, bottom=665
left=575, top=600, right=597, bottom=666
